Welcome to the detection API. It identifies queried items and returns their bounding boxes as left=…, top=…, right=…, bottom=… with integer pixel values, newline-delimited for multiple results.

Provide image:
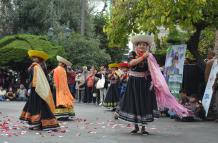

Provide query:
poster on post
left=202, top=59, right=218, bottom=116
left=203, top=30, right=218, bottom=116
left=164, top=44, right=186, bottom=99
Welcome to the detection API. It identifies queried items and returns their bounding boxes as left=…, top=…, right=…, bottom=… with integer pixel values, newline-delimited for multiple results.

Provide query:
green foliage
left=93, top=13, right=128, bottom=62
left=0, top=0, right=15, bottom=36
left=106, top=47, right=129, bottom=63
left=184, top=28, right=216, bottom=59
left=105, top=0, right=218, bottom=60
left=104, top=1, right=136, bottom=48
left=14, top=0, right=51, bottom=34
left=46, top=0, right=81, bottom=32
left=167, top=28, right=189, bottom=44
left=57, top=33, right=111, bottom=68
left=13, top=0, right=92, bottom=36
left=154, top=48, right=167, bottom=66
left=199, top=28, right=216, bottom=57
left=0, top=34, right=63, bottom=70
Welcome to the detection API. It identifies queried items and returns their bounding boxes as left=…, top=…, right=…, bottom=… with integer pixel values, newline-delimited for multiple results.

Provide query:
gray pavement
left=0, top=102, right=218, bottom=143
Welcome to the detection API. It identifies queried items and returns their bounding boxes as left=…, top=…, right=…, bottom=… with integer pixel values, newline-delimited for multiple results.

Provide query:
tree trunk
left=187, top=23, right=207, bottom=70
left=186, top=23, right=209, bottom=96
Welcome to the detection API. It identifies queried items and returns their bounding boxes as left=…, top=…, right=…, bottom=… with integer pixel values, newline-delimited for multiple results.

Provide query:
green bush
left=0, top=34, right=64, bottom=70
left=59, top=33, right=111, bottom=68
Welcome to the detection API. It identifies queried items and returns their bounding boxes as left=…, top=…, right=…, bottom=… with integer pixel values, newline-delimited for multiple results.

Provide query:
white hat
left=130, top=34, right=154, bottom=46
left=82, top=66, right=87, bottom=70
left=56, top=55, right=72, bottom=66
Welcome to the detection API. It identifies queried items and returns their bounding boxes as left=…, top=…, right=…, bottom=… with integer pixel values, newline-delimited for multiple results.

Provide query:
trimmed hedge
left=0, top=34, right=64, bottom=68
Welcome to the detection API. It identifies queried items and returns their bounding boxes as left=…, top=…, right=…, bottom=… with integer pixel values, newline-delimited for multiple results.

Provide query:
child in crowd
left=0, top=86, right=6, bottom=101
left=5, top=87, right=16, bottom=101
left=166, top=90, right=189, bottom=119
left=179, top=89, right=189, bottom=105
left=175, top=93, right=205, bottom=121
left=16, top=84, right=28, bottom=101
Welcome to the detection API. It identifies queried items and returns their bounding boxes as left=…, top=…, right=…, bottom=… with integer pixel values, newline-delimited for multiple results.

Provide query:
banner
left=164, top=44, right=186, bottom=99
left=202, top=59, right=218, bottom=116
left=202, top=30, right=218, bottom=116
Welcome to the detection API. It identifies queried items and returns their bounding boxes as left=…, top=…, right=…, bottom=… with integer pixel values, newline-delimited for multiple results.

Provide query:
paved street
left=0, top=102, right=218, bottom=143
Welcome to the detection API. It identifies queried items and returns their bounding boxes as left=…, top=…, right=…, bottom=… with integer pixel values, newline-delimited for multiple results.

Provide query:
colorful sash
left=33, top=63, right=55, bottom=113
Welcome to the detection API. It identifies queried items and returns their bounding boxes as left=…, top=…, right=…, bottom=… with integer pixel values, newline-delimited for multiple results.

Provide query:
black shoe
left=29, top=126, right=40, bottom=130
left=130, top=128, right=139, bottom=134
left=141, top=130, right=149, bottom=135
left=114, top=112, right=119, bottom=120
left=57, top=117, right=69, bottom=121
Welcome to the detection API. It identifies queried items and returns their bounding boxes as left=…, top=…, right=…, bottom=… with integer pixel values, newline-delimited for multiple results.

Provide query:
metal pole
left=214, top=30, right=218, bottom=58
left=80, top=0, right=85, bottom=35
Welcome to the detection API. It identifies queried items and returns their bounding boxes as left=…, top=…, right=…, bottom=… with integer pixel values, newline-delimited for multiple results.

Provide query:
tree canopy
left=105, top=0, right=218, bottom=61
left=93, top=13, right=129, bottom=62
left=57, top=33, right=111, bottom=68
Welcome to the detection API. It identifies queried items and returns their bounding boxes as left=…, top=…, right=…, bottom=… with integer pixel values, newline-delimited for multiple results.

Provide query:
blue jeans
left=17, top=97, right=28, bottom=101
left=0, top=96, right=5, bottom=101
left=68, top=84, right=76, bottom=98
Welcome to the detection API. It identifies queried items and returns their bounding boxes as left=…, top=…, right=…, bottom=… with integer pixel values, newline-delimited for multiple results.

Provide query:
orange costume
left=53, top=65, right=75, bottom=119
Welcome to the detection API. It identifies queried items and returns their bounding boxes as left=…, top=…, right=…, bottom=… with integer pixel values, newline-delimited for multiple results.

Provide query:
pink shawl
left=147, top=53, right=191, bottom=117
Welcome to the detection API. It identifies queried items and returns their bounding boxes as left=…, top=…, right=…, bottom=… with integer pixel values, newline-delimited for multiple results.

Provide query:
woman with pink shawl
left=117, top=35, right=190, bottom=135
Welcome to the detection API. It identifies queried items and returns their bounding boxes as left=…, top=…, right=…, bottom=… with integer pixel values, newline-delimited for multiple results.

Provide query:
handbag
left=96, top=75, right=105, bottom=89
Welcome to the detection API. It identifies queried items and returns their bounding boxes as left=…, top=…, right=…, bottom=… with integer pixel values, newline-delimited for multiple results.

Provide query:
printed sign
left=202, top=59, right=218, bottom=116
left=164, top=44, right=186, bottom=99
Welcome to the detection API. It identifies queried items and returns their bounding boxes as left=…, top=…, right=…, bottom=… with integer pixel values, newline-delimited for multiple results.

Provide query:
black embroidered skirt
left=117, top=76, right=156, bottom=125
left=103, top=83, right=120, bottom=108
left=20, top=87, right=59, bottom=130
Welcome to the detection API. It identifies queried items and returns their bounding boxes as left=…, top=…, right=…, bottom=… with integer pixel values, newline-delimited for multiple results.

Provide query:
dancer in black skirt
left=103, top=63, right=120, bottom=110
left=117, top=35, right=157, bottom=135
left=20, top=50, right=59, bottom=130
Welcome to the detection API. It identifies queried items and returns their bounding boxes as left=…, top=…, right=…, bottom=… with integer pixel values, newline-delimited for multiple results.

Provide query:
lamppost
left=47, top=27, right=71, bottom=40
left=64, top=27, right=71, bottom=39
left=47, top=27, right=54, bottom=40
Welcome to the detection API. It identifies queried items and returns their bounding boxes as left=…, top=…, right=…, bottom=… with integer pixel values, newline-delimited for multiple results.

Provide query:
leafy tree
left=105, top=0, right=218, bottom=63
left=13, top=0, right=50, bottom=34
left=199, top=28, right=216, bottom=57
left=47, top=0, right=81, bottom=33
left=93, top=13, right=128, bottom=62
left=0, top=0, right=15, bottom=36
left=13, top=0, right=93, bottom=36
left=57, top=33, right=111, bottom=68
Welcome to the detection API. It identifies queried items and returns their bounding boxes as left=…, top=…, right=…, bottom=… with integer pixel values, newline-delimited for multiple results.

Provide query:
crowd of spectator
left=1, top=49, right=218, bottom=122
left=0, top=84, right=28, bottom=101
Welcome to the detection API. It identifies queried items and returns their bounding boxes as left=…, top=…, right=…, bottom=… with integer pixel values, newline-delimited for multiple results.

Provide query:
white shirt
left=0, top=89, right=6, bottom=96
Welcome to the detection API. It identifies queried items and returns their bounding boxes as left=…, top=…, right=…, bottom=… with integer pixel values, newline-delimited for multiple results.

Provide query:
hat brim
left=118, top=62, right=129, bottom=68
left=130, top=35, right=153, bottom=46
left=28, top=50, right=49, bottom=61
left=57, top=56, right=72, bottom=66
left=108, top=63, right=118, bottom=68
